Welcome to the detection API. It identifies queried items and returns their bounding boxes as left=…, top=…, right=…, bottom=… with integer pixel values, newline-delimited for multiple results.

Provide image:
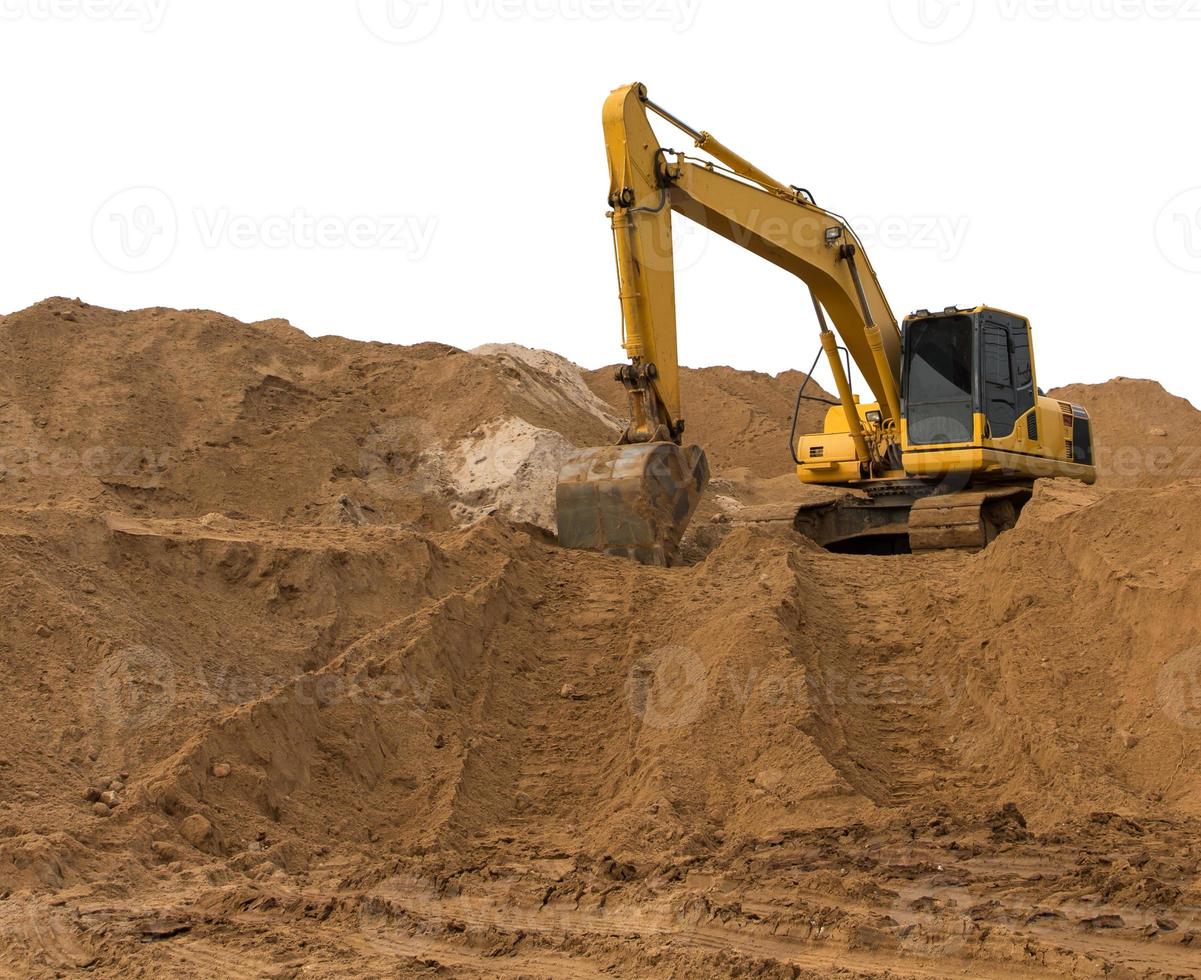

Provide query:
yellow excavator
left=556, top=83, right=1096, bottom=564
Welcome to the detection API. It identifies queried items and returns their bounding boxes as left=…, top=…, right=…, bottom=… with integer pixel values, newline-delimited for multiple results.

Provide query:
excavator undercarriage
left=791, top=482, right=1033, bottom=554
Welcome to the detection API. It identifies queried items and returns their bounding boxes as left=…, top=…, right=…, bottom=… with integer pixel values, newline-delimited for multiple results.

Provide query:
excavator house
left=556, top=83, right=1096, bottom=564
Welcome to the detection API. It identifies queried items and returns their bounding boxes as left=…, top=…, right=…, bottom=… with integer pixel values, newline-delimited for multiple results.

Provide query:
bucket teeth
left=555, top=442, right=710, bottom=566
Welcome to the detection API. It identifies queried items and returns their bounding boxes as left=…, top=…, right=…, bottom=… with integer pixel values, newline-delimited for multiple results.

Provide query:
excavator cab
left=899, top=307, right=1095, bottom=479
left=902, top=308, right=1036, bottom=450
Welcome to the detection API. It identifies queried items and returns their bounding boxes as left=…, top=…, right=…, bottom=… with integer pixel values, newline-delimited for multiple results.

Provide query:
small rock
left=92, top=802, right=111, bottom=817
left=211, top=763, right=231, bottom=779
left=80, top=581, right=97, bottom=595
left=179, top=814, right=213, bottom=848
left=108, top=780, right=125, bottom=793
left=35, top=625, right=51, bottom=639
left=1149, top=426, right=1167, bottom=437
left=559, top=683, right=578, bottom=699
left=99, top=791, right=120, bottom=808
left=1118, top=730, right=1139, bottom=749
left=84, top=787, right=101, bottom=803
left=1082, top=913, right=1125, bottom=930
left=433, top=734, right=445, bottom=749
left=118, top=771, right=129, bottom=781
left=151, top=840, right=185, bottom=862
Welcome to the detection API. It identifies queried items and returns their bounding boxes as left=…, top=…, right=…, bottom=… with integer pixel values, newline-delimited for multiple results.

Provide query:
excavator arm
left=602, top=82, right=903, bottom=453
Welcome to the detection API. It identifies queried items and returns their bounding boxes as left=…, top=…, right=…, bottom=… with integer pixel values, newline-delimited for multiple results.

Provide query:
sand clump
left=1, top=298, right=1200, bottom=977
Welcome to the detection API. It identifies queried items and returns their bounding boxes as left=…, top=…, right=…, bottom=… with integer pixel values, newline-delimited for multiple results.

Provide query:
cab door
left=980, top=315, right=1035, bottom=440
left=981, top=323, right=1016, bottom=437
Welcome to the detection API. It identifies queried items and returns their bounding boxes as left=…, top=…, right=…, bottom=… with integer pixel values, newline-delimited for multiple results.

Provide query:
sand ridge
left=1, top=298, right=1199, bottom=977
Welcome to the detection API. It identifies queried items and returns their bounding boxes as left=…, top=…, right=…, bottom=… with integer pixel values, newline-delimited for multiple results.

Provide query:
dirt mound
left=1051, top=377, right=1201, bottom=486
left=0, top=298, right=619, bottom=532
left=2, top=299, right=1201, bottom=977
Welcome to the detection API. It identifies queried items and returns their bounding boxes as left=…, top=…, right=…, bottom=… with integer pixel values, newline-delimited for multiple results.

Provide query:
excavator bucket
left=555, top=442, right=710, bottom=567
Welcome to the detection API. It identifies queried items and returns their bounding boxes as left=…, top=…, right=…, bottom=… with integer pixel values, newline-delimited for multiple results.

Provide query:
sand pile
left=2, top=299, right=1200, bottom=977
left=1051, top=378, right=1201, bottom=486
left=0, top=299, right=622, bottom=534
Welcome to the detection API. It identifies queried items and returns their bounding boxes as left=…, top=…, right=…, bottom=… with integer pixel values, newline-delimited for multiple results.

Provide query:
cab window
left=982, top=317, right=1036, bottom=438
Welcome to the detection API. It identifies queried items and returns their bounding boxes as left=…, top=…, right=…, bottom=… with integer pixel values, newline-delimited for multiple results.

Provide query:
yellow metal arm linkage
left=602, top=82, right=903, bottom=467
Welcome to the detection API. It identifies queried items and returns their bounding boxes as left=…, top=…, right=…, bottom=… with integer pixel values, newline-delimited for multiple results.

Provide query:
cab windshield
left=904, top=315, right=974, bottom=445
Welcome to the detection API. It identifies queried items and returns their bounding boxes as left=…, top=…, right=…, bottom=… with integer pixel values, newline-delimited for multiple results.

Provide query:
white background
left=2, top=0, right=1199, bottom=402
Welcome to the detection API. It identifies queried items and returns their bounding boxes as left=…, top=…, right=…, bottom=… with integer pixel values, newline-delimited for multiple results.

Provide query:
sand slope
left=1, top=300, right=1199, bottom=978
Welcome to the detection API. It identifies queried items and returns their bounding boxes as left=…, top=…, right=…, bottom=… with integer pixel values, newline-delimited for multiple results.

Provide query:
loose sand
left=1, top=298, right=1199, bottom=977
